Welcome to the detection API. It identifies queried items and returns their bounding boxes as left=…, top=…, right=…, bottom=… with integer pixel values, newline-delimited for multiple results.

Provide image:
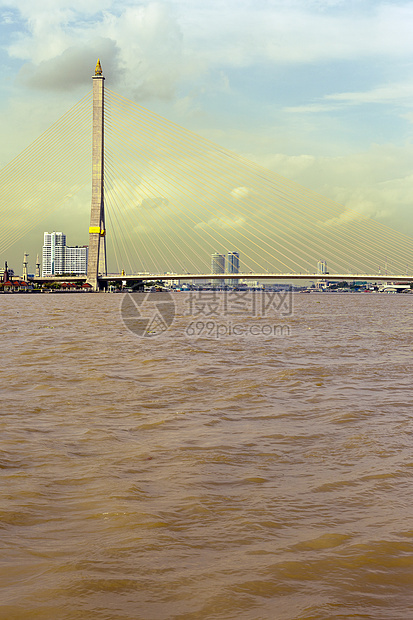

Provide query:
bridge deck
left=30, top=273, right=413, bottom=284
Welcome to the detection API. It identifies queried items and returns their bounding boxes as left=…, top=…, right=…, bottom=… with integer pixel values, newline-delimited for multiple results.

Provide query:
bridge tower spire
left=87, top=58, right=106, bottom=290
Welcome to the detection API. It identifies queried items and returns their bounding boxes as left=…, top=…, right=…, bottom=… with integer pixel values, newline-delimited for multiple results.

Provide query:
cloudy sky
left=1, top=0, right=413, bottom=269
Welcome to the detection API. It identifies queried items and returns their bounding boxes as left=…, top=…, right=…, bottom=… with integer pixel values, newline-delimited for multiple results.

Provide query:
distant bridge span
left=31, top=273, right=413, bottom=286
left=101, top=273, right=413, bottom=283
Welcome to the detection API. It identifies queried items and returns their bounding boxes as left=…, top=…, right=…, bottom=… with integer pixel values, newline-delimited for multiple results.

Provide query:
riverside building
left=316, top=260, right=328, bottom=289
left=227, top=251, right=240, bottom=286
left=42, top=232, right=88, bottom=276
left=211, top=252, right=225, bottom=285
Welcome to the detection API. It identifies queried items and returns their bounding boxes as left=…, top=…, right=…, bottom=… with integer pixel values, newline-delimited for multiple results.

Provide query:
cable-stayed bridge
left=1, top=60, right=412, bottom=290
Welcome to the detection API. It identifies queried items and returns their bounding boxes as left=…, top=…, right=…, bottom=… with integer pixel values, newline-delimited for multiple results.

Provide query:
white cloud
left=179, top=1, right=413, bottom=66
left=1, top=11, right=16, bottom=24
left=261, top=145, right=413, bottom=236
left=4, top=2, right=191, bottom=100
left=17, top=40, right=122, bottom=91
left=139, top=196, right=169, bottom=210
left=5, top=1, right=413, bottom=97
left=194, top=215, right=246, bottom=230
left=324, top=82, right=413, bottom=106
left=285, top=80, right=413, bottom=114
left=230, top=186, right=251, bottom=200
left=318, top=202, right=392, bottom=228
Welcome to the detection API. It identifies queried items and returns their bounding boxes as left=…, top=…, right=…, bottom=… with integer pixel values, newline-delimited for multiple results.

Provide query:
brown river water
left=1, top=292, right=412, bottom=620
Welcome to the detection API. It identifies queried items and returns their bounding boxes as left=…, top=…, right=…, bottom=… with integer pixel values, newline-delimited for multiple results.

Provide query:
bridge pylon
left=87, top=59, right=107, bottom=291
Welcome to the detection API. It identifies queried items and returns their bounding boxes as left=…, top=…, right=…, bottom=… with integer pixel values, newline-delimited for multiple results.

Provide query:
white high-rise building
left=227, top=251, right=240, bottom=286
left=42, top=232, right=88, bottom=276
left=42, top=232, right=66, bottom=276
left=211, top=252, right=225, bottom=285
left=65, top=246, right=89, bottom=274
